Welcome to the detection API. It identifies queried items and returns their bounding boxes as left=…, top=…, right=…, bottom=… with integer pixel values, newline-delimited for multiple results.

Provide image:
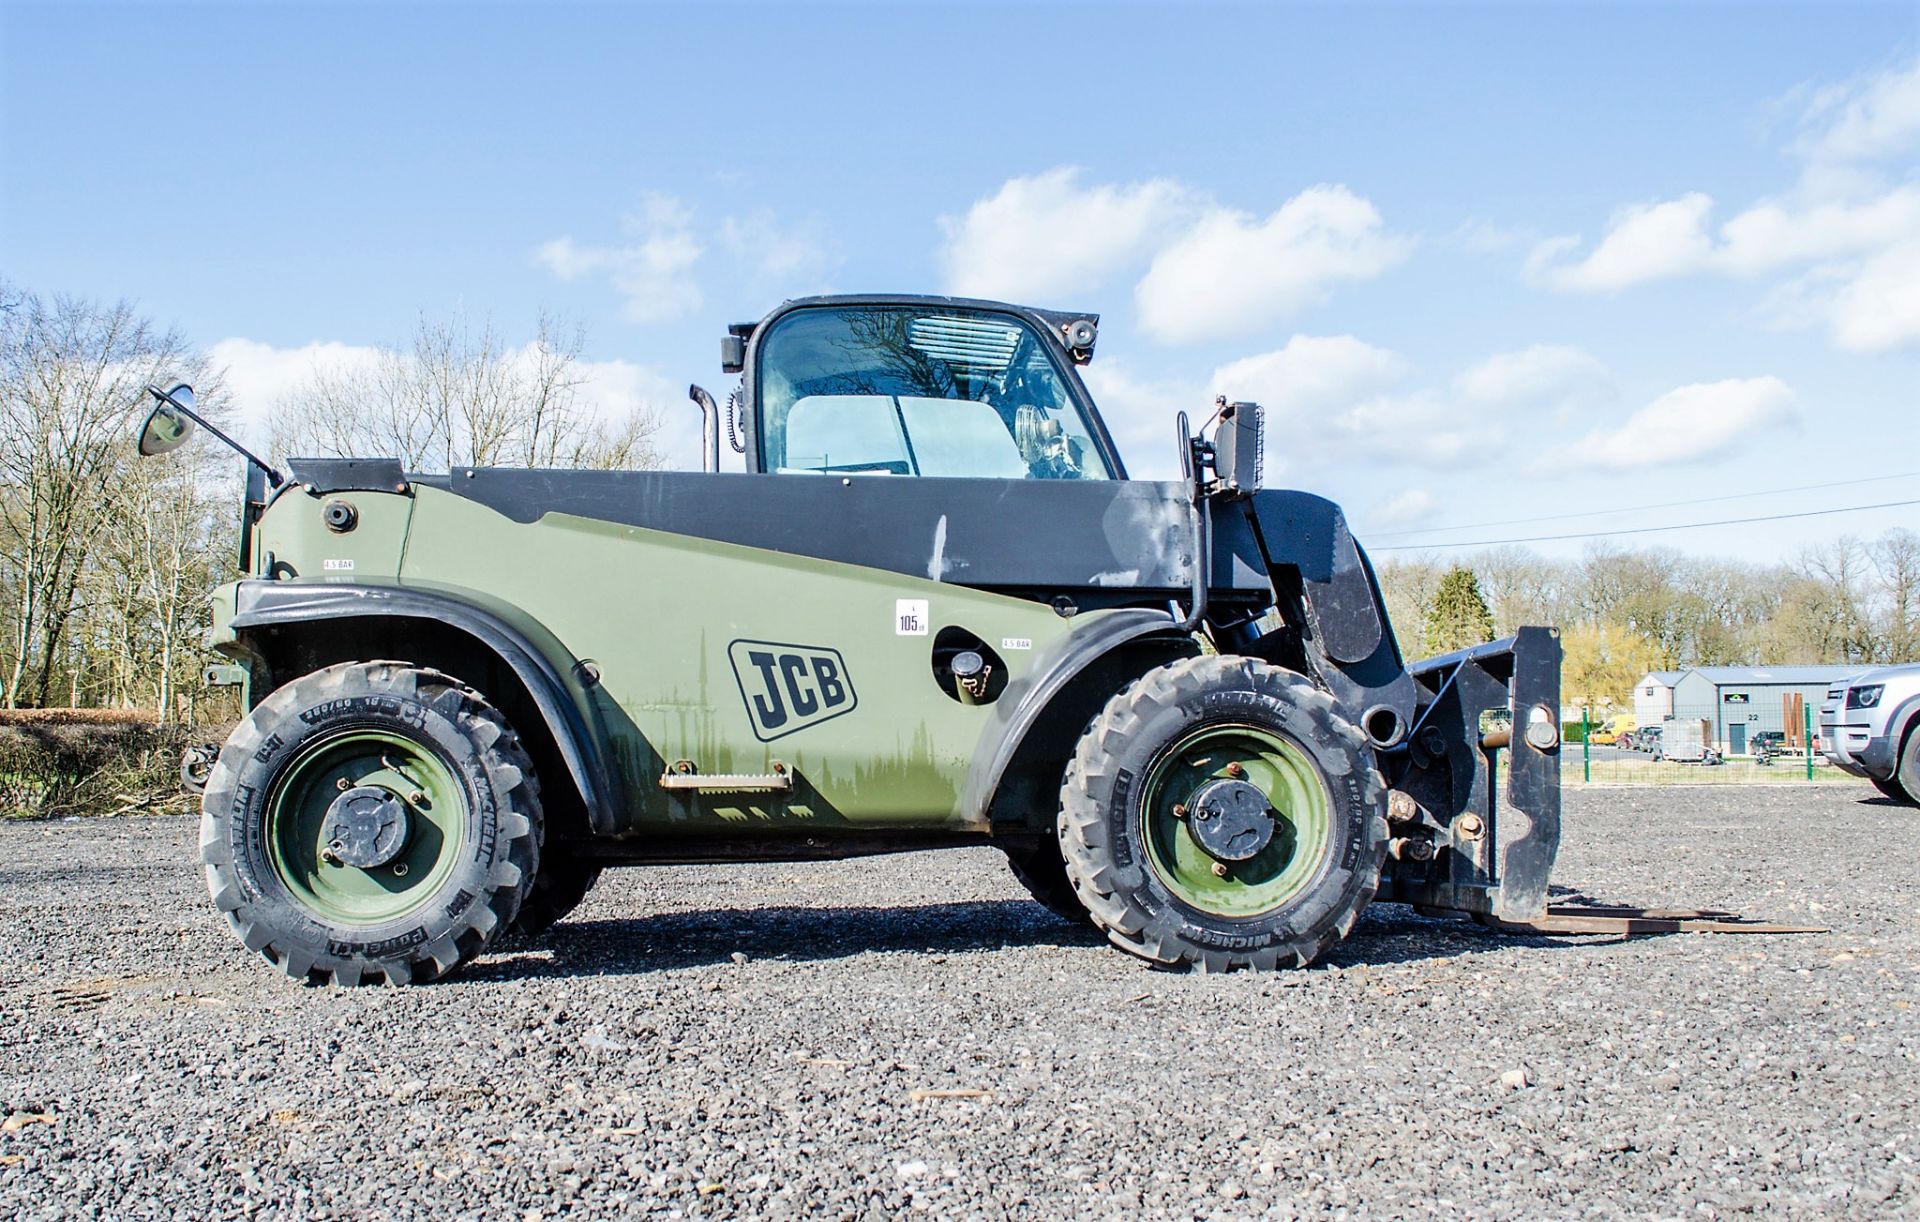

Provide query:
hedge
left=0, top=712, right=207, bottom=818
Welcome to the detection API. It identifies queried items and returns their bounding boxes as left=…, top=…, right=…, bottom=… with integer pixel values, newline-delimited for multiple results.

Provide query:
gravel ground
left=1, top=784, right=1915, bottom=1220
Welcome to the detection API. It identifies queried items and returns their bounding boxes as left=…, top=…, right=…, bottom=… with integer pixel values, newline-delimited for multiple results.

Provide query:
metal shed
left=1667, top=665, right=1862, bottom=754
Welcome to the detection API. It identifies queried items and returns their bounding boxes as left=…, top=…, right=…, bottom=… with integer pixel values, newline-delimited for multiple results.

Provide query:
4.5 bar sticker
left=728, top=639, right=858, bottom=742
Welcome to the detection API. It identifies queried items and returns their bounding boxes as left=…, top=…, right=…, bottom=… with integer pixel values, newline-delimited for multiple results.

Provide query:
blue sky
left=3, top=1, right=1915, bottom=561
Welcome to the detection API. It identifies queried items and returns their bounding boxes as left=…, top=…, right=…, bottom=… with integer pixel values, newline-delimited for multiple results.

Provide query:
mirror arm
left=1172, top=410, right=1210, bottom=634
left=145, top=386, right=284, bottom=486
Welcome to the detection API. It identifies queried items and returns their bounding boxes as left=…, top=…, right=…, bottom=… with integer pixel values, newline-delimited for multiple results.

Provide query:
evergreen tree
left=1424, top=566, right=1497, bottom=655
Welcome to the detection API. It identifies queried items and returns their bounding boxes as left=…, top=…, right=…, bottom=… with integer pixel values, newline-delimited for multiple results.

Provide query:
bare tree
left=1373, top=557, right=1443, bottom=654
left=1777, top=539, right=1876, bottom=663
left=1869, top=528, right=1920, bottom=662
left=0, top=287, right=206, bottom=707
left=269, top=311, right=664, bottom=471
left=1371, top=528, right=1918, bottom=678
left=1471, top=546, right=1569, bottom=637
left=94, top=443, right=233, bottom=717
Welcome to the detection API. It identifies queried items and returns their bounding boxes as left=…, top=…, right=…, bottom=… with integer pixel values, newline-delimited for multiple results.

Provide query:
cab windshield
left=756, top=305, right=1113, bottom=480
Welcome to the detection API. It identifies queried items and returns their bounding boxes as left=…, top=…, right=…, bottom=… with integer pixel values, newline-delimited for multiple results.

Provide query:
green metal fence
left=1567, top=701, right=1863, bottom=784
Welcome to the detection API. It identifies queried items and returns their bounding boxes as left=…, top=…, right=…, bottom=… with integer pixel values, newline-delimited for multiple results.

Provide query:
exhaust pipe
left=689, top=384, right=720, bottom=473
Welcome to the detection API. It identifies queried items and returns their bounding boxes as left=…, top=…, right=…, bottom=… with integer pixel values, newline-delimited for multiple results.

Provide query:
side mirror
left=138, top=384, right=198, bottom=456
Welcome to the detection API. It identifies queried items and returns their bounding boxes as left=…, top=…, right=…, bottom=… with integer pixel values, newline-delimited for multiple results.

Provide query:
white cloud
left=1137, top=185, right=1412, bottom=343
left=1207, top=336, right=1481, bottom=471
left=1089, top=337, right=1489, bottom=480
left=1715, top=187, right=1920, bottom=274
left=541, top=351, right=677, bottom=425
left=935, top=172, right=1409, bottom=342
left=1453, top=344, right=1610, bottom=418
left=1449, top=218, right=1533, bottom=254
left=1528, top=194, right=1716, bottom=291
left=1825, top=238, right=1920, bottom=352
left=1373, top=488, right=1438, bottom=526
left=1209, top=334, right=1408, bottom=414
left=1793, top=57, right=1920, bottom=164
left=938, top=168, right=1196, bottom=301
left=1532, top=188, right=1920, bottom=291
left=1530, top=189, right=1920, bottom=350
left=1077, top=361, right=1200, bottom=480
left=719, top=211, right=833, bottom=281
left=1525, top=60, right=1920, bottom=351
left=1203, top=338, right=1623, bottom=475
left=1540, top=376, right=1795, bottom=472
left=1334, top=389, right=1485, bottom=465
left=207, top=337, right=385, bottom=441
left=1723, top=190, right=1920, bottom=347
left=535, top=192, right=704, bottom=324
left=538, top=196, right=844, bottom=326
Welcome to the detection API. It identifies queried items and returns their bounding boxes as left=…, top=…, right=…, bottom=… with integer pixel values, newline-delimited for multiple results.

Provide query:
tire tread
left=200, top=660, right=541, bottom=986
left=1057, top=654, right=1385, bottom=972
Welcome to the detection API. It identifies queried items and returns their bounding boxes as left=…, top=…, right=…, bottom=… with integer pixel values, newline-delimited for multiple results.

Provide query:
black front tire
left=201, top=661, right=541, bottom=986
left=1891, top=728, right=1920, bottom=806
left=1870, top=776, right=1913, bottom=804
left=1059, top=655, right=1388, bottom=972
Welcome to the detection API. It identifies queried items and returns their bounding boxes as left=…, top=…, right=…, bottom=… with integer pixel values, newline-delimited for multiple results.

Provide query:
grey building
left=1632, top=670, right=1685, bottom=728
left=1667, top=665, right=1863, bottom=753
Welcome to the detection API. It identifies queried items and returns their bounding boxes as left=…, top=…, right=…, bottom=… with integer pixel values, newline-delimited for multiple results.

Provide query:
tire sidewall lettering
left=1068, top=658, right=1388, bottom=968
left=1107, top=768, right=1136, bottom=869
left=202, top=664, right=534, bottom=979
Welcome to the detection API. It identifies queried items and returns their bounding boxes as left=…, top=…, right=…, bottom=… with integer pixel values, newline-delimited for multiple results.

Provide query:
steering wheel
left=1014, top=405, right=1084, bottom=479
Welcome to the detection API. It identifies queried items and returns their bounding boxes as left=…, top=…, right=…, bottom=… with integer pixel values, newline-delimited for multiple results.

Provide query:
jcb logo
left=727, top=639, right=858, bottom=742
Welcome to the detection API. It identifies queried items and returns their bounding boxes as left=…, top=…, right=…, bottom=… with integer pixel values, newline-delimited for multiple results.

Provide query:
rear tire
left=201, top=661, right=540, bottom=986
left=1059, top=655, right=1388, bottom=971
left=1002, top=834, right=1090, bottom=926
left=510, top=858, right=604, bottom=937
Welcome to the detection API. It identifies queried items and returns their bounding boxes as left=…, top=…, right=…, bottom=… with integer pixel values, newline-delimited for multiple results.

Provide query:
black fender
left=1240, top=491, right=1418, bottom=741
left=961, top=608, right=1196, bottom=829
left=225, top=579, right=620, bottom=834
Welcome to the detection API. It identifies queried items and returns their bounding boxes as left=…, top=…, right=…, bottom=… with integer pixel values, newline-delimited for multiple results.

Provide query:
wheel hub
left=320, top=786, right=411, bottom=868
left=1185, top=778, right=1275, bottom=862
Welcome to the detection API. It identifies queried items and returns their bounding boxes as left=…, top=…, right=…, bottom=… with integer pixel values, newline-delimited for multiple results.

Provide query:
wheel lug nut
left=1172, top=804, right=1187, bottom=819
left=1225, top=762, right=1245, bottom=778
left=1211, top=862, right=1229, bottom=878
left=336, top=777, right=351, bottom=791
left=408, top=791, right=427, bottom=807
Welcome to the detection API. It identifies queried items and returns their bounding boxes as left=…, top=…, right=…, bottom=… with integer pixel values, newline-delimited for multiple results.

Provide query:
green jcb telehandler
left=143, top=294, right=1568, bottom=985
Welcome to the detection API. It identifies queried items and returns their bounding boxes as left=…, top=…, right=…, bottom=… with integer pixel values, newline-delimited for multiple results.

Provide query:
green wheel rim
left=265, top=730, right=466, bottom=926
left=1140, top=723, right=1333, bottom=918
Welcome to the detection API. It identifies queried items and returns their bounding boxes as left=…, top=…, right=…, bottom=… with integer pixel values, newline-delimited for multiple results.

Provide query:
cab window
left=757, top=305, right=1113, bottom=480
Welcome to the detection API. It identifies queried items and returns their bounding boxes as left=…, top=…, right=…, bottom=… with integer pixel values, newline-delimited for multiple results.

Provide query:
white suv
left=1819, top=663, right=1920, bottom=804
